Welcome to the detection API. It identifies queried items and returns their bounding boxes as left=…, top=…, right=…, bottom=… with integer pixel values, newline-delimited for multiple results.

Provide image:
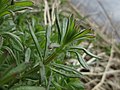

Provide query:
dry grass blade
left=92, top=46, right=114, bottom=90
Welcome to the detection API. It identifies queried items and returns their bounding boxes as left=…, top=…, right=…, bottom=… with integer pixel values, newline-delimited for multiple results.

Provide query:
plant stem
left=43, top=46, right=64, bottom=65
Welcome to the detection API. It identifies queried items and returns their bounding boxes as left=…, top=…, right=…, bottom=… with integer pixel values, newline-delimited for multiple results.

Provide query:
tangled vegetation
left=0, top=0, right=99, bottom=90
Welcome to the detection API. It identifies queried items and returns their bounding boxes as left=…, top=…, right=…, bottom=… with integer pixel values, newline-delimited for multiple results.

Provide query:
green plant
left=0, top=0, right=100, bottom=90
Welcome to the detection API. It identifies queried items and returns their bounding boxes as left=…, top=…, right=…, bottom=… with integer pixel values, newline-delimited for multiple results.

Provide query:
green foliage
left=11, top=86, right=46, bottom=90
left=0, top=0, right=33, bottom=17
left=0, top=0, right=99, bottom=90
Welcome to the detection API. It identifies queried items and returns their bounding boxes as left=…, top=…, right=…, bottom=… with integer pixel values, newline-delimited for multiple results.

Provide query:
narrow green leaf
left=73, top=29, right=92, bottom=39
left=63, top=15, right=75, bottom=44
left=69, top=50, right=89, bottom=69
left=55, top=12, right=61, bottom=44
left=8, top=1, right=33, bottom=11
left=0, top=11, right=10, bottom=18
left=44, top=25, right=51, bottom=59
left=51, top=67, right=81, bottom=78
left=51, top=63, right=82, bottom=78
left=52, top=81, right=65, bottom=89
left=47, top=71, right=52, bottom=90
left=14, top=1, right=33, bottom=7
left=27, top=21, right=43, bottom=61
left=68, top=15, right=75, bottom=34
left=76, top=54, right=89, bottom=69
left=51, top=63, right=80, bottom=73
left=0, top=36, right=3, bottom=49
left=71, top=46, right=101, bottom=59
left=81, top=34, right=95, bottom=38
left=25, top=48, right=31, bottom=63
left=61, top=18, right=68, bottom=43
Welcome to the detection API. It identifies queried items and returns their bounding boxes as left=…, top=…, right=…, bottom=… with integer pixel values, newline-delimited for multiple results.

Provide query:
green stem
left=43, top=46, right=64, bottom=65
